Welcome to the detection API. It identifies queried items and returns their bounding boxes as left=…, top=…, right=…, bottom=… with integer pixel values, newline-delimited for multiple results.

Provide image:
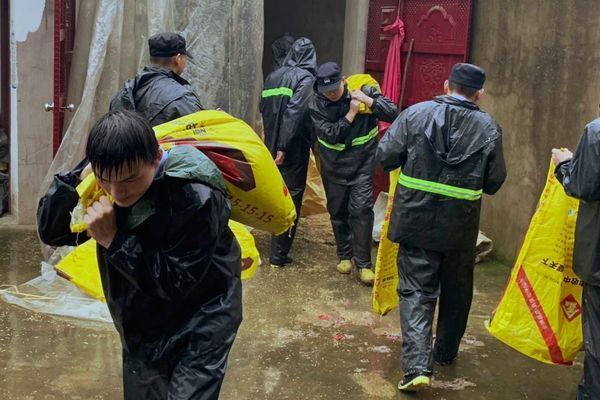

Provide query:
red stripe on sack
left=516, top=267, right=570, bottom=365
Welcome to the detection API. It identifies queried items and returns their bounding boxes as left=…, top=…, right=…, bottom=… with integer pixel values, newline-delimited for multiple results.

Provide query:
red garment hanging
left=378, top=16, right=405, bottom=134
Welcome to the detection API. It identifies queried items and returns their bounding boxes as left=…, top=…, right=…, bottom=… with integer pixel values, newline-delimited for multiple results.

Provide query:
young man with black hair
left=110, top=32, right=204, bottom=126
left=310, top=61, right=398, bottom=285
left=377, top=63, right=506, bottom=391
left=38, top=110, right=242, bottom=400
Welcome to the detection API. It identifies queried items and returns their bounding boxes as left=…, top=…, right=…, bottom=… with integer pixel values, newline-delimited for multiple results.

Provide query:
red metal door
left=50, top=0, right=76, bottom=155
left=366, top=0, right=474, bottom=197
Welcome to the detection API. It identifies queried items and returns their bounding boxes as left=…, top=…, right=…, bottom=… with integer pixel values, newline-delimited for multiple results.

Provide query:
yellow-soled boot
left=336, top=260, right=353, bottom=274
left=359, top=268, right=375, bottom=285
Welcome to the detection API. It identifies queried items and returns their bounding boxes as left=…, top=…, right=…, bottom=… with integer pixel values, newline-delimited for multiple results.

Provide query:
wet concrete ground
left=0, top=216, right=583, bottom=399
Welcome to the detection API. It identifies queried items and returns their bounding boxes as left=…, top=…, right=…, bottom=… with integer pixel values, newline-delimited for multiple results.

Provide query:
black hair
left=85, top=110, right=159, bottom=180
left=448, top=82, right=479, bottom=99
left=149, top=55, right=176, bottom=67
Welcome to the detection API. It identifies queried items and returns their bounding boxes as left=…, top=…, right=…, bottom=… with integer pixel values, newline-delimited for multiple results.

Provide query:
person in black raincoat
left=110, top=32, right=204, bottom=126
left=377, top=63, right=506, bottom=392
left=260, top=37, right=317, bottom=267
left=552, top=118, right=600, bottom=400
left=270, top=33, right=295, bottom=71
left=37, top=111, right=242, bottom=400
left=310, top=62, right=398, bottom=285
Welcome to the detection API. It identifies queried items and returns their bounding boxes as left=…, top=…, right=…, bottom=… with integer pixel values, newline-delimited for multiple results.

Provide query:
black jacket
left=310, top=86, right=398, bottom=184
left=378, top=95, right=506, bottom=251
left=37, top=146, right=242, bottom=396
left=556, top=118, right=600, bottom=287
left=260, top=38, right=316, bottom=162
left=110, top=65, right=204, bottom=126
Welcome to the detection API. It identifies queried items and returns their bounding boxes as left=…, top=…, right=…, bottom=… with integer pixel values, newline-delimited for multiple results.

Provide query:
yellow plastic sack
left=372, top=168, right=400, bottom=315
left=346, top=74, right=381, bottom=114
left=71, top=110, right=296, bottom=235
left=56, top=221, right=262, bottom=301
left=55, top=239, right=105, bottom=301
left=229, top=221, right=261, bottom=280
left=70, top=174, right=107, bottom=233
left=487, top=161, right=582, bottom=365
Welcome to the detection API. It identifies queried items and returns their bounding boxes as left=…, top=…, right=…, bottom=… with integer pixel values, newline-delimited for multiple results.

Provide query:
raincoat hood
left=425, top=95, right=500, bottom=165
left=283, top=37, right=317, bottom=75
left=271, top=33, right=295, bottom=70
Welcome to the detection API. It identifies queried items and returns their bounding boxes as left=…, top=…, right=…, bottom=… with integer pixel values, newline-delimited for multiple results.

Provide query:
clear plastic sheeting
left=0, top=262, right=112, bottom=323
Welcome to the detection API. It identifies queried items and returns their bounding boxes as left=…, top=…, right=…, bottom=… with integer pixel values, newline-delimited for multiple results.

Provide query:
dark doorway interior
left=0, top=0, right=9, bottom=216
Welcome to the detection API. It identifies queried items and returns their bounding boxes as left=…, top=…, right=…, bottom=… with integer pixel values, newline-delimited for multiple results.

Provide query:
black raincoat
left=378, top=95, right=506, bottom=251
left=377, top=94, right=506, bottom=377
left=555, top=118, right=600, bottom=399
left=310, top=85, right=397, bottom=268
left=311, top=85, right=398, bottom=184
left=260, top=38, right=316, bottom=265
left=110, top=65, right=204, bottom=127
left=271, top=33, right=295, bottom=71
left=38, top=146, right=242, bottom=400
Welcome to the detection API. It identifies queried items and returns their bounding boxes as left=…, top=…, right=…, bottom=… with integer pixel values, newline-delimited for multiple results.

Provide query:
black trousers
left=122, top=331, right=237, bottom=400
left=269, top=151, right=309, bottom=265
left=577, top=283, right=600, bottom=400
left=397, top=243, right=475, bottom=376
left=322, top=175, right=374, bottom=269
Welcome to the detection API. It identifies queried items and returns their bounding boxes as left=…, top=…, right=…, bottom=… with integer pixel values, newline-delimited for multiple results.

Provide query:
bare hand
left=351, top=89, right=374, bottom=108
left=275, top=150, right=286, bottom=166
left=84, top=196, right=117, bottom=249
left=551, top=148, right=573, bottom=166
left=349, top=99, right=361, bottom=114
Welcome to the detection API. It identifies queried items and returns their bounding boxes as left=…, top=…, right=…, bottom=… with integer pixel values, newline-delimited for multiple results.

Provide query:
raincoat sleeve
left=483, top=134, right=507, bottom=195
left=376, top=109, right=409, bottom=171
left=105, top=183, right=230, bottom=301
left=364, top=86, right=398, bottom=123
left=310, top=100, right=352, bottom=145
left=37, top=160, right=90, bottom=247
left=278, top=75, right=314, bottom=151
left=556, top=121, right=600, bottom=202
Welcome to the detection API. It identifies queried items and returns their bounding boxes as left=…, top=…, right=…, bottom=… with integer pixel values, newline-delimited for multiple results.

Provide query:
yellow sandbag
left=156, top=110, right=296, bottom=234
left=71, top=110, right=296, bottom=235
left=372, top=169, right=400, bottom=315
left=55, top=239, right=105, bottom=302
left=70, top=174, right=107, bottom=233
left=229, top=221, right=261, bottom=280
left=346, top=74, right=381, bottom=114
left=56, top=221, right=262, bottom=301
left=487, top=161, right=582, bottom=365
left=301, top=150, right=327, bottom=216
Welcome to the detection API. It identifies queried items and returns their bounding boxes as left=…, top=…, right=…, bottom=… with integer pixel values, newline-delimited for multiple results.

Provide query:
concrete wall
left=263, top=0, right=346, bottom=76
left=471, top=0, right=600, bottom=262
left=342, top=0, right=369, bottom=75
left=8, top=0, right=53, bottom=225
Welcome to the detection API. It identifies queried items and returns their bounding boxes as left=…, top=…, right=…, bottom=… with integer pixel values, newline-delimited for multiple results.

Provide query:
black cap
left=148, top=32, right=193, bottom=60
left=316, top=62, right=342, bottom=93
left=449, top=63, right=485, bottom=90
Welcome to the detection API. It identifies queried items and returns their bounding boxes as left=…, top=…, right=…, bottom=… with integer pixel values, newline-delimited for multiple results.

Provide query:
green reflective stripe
left=351, top=126, right=379, bottom=147
left=261, top=87, right=293, bottom=98
left=318, top=138, right=345, bottom=151
left=398, top=173, right=482, bottom=201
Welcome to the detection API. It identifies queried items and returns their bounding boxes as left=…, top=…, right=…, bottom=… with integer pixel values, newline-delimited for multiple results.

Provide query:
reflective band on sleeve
left=398, top=172, right=483, bottom=201
left=261, top=87, right=293, bottom=98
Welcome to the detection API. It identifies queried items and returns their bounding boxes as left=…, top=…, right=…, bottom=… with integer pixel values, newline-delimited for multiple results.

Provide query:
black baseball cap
left=316, top=62, right=343, bottom=93
left=148, top=32, right=193, bottom=60
left=449, top=63, right=485, bottom=90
